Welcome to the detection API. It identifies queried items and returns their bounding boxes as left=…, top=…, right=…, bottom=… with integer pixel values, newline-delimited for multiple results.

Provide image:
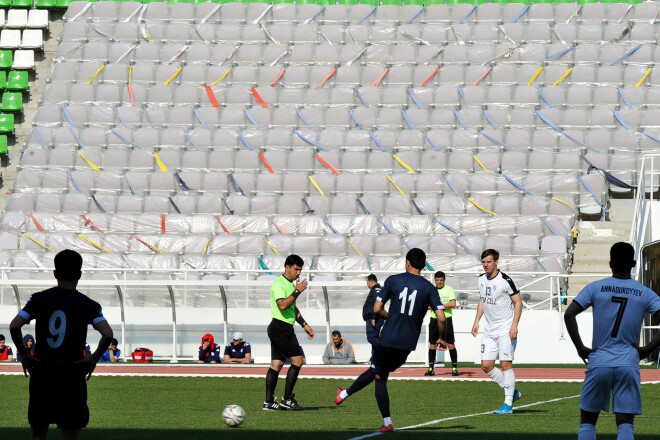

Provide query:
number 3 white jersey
left=478, top=271, right=520, bottom=336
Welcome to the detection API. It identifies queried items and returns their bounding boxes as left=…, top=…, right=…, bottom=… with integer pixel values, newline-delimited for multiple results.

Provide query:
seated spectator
left=198, top=333, right=221, bottom=364
left=223, top=332, right=252, bottom=364
left=322, top=331, right=355, bottom=365
left=0, top=334, right=13, bottom=361
left=100, top=338, right=121, bottom=362
left=83, top=343, right=92, bottom=359
left=17, top=334, right=34, bottom=362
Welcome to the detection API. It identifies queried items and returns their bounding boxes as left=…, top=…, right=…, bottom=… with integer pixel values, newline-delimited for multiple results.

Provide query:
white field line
left=347, top=395, right=581, bottom=440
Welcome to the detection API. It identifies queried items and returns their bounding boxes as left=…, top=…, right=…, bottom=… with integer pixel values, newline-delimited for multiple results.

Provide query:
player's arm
left=471, top=298, right=483, bottom=337
left=276, top=279, right=308, bottom=311
left=295, top=306, right=314, bottom=340
left=81, top=320, right=114, bottom=379
left=563, top=300, right=595, bottom=364
left=637, top=310, right=660, bottom=360
left=374, top=300, right=387, bottom=320
left=9, top=314, right=38, bottom=375
left=509, top=292, right=523, bottom=340
left=444, top=299, right=456, bottom=309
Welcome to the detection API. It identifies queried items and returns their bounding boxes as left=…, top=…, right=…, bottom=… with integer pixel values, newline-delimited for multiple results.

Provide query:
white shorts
left=481, top=333, right=517, bottom=361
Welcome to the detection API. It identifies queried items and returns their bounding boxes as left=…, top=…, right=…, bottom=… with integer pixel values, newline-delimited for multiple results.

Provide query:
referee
left=263, top=255, right=315, bottom=411
left=425, top=271, right=458, bottom=376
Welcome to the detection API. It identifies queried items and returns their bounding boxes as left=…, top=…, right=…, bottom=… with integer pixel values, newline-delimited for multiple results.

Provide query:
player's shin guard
left=284, top=364, right=301, bottom=399
left=578, top=424, right=597, bottom=440
left=347, top=368, right=376, bottom=396
left=375, top=378, right=390, bottom=419
left=503, top=369, right=515, bottom=405
left=449, top=348, right=457, bottom=368
left=487, top=367, right=506, bottom=389
left=428, top=349, right=435, bottom=368
left=265, top=368, right=279, bottom=402
left=616, top=423, right=634, bottom=440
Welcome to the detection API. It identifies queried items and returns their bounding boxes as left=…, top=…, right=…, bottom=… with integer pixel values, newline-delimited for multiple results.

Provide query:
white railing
left=629, top=154, right=660, bottom=278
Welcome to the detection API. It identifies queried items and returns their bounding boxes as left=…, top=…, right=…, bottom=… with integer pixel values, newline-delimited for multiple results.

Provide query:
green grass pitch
left=1, top=376, right=659, bottom=439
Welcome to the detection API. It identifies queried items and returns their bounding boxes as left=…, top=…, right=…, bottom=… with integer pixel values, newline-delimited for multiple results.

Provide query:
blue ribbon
left=406, top=7, right=424, bottom=25
left=34, top=127, right=45, bottom=149
left=142, top=105, right=155, bottom=128
left=110, top=128, right=142, bottom=150
left=91, top=194, right=106, bottom=213
left=323, top=219, right=340, bottom=235
left=458, top=6, right=476, bottom=24
left=610, top=44, right=643, bottom=66
left=123, top=171, right=135, bottom=195
left=223, top=198, right=234, bottom=215
left=618, top=88, right=633, bottom=109
left=69, top=127, right=84, bottom=149
left=578, top=175, right=608, bottom=219
left=114, top=107, right=127, bottom=128
left=544, top=47, right=574, bottom=62
left=297, top=109, right=312, bottom=129
left=62, top=106, right=75, bottom=127
left=68, top=170, right=81, bottom=193
left=355, top=88, right=369, bottom=108
left=454, top=110, right=468, bottom=130
left=370, top=131, right=387, bottom=152
left=483, top=108, right=499, bottom=130
left=613, top=110, right=631, bottom=130
left=444, top=175, right=460, bottom=196
left=169, top=197, right=182, bottom=214
left=542, top=218, right=559, bottom=236
left=237, top=129, right=253, bottom=151
left=502, top=173, right=534, bottom=196
left=175, top=172, right=190, bottom=193
left=480, top=131, right=514, bottom=151
left=401, top=109, right=415, bottom=130
left=356, top=6, right=376, bottom=25
left=423, top=132, right=441, bottom=152
left=408, top=88, right=424, bottom=109
left=456, top=239, right=480, bottom=260
left=434, top=219, right=465, bottom=236
left=536, top=110, right=599, bottom=153
left=537, top=86, right=553, bottom=108
left=244, top=109, right=260, bottom=129
left=193, top=107, right=207, bottom=129
left=229, top=174, right=245, bottom=196
left=510, top=4, right=529, bottom=23
left=349, top=108, right=364, bottom=130
left=293, top=130, right=329, bottom=152
left=184, top=130, right=200, bottom=151
left=310, top=6, right=325, bottom=21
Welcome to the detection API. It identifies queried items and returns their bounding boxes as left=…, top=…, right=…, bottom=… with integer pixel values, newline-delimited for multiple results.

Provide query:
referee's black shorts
left=429, top=316, right=455, bottom=345
left=29, top=361, right=89, bottom=430
left=268, top=318, right=302, bottom=362
left=371, top=345, right=411, bottom=377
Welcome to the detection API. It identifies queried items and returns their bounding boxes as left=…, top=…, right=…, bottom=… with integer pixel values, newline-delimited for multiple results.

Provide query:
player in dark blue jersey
left=564, top=242, right=660, bottom=440
left=10, top=249, right=113, bottom=440
left=334, top=248, right=446, bottom=433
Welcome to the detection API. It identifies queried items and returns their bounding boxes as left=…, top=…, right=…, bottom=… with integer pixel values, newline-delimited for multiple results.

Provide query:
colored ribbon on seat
left=78, top=234, right=111, bottom=253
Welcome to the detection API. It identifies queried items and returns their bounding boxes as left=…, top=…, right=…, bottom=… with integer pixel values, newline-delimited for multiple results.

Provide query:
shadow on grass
left=2, top=428, right=658, bottom=440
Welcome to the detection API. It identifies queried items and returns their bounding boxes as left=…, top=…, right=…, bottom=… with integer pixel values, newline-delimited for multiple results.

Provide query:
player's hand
left=75, top=357, right=98, bottom=381
left=509, top=325, right=518, bottom=341
left=634, top=343, right=651, bottom=360
left=20, top=353, right=40, bottom=377
left=435, top=338, right=447, bottom=351
left=576, top=346, right=595, bottom=364
left=304, top=324, right=314, bottom=340
left=296, top=278, right=308, bottom=293
left=471, top=323, right=479, bottom=337
left=371, top=319, right=376, bottom=327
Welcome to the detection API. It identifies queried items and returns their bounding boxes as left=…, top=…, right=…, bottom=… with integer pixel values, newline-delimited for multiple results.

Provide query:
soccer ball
left=222, top=404, right=245, bottom=428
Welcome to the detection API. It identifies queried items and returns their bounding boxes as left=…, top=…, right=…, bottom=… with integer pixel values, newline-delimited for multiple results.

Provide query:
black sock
left=284, top=364, right=301, bottom=399
left=265, top=368, right=279, bottom=402
left=428, top=349, right=435, bottom=368
left=347, top=368, right=376, bottom=396
left=375, top=378, right=390, bottom=418
left=449, top=348, right=458, bottom=368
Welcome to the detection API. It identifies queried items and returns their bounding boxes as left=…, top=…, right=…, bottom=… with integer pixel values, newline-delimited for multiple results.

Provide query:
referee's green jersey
left=431, top=285, right=456, bottom=319
left=271, top=274, right=296, bottom=325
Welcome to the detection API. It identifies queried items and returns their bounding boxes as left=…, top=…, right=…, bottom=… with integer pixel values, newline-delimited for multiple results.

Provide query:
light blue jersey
left=574, top=277, right=660, bottom=367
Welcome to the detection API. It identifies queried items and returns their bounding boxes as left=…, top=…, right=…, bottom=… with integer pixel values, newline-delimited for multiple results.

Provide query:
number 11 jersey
left=574, top=277, right=660, bottom=367
left=376, top=272, right=444, bottom=351
left=18, top=287, right=106, bottom=362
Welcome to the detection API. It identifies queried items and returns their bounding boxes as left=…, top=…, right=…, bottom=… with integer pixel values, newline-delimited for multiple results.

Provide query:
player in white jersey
left=564, top=242, right=660, bottom=440
left=471, top=249, right=523, bottom=414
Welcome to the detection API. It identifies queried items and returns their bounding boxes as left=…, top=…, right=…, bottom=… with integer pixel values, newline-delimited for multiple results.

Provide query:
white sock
left=503, top=369, right=515, bottom=405
left=487, top=368, right=505, bottom=389
left=383, top=417, right=392, bottom=427
left=339, top=390, right=348, bottom=400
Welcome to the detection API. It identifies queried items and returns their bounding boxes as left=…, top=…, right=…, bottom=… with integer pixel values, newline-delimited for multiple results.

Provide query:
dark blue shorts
left=371, top=345, right=411, bottom=377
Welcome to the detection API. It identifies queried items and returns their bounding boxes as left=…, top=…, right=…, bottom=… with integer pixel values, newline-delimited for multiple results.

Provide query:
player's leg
left=615, top=414, right=635, bottom=440
left=426, top=318, right=439, bottom=376
left=445, top=317, right=458, bottom=375
left=264, top=321, right=286, bottom=410
left=60, top=429, right=82, bottom=440
left=374, top=373, right=393, bottom=432
left=30, top=424, right=49, bottom=440
left=280, top=330, right=305, bottom=410
left=496, top=335, right=519, bottom=413
left=336, top=345, right=387, bottom=404
left=612, top=366, right=641, bottom=440
left=579, top=367, right=615, bottom=438
left=481, top=335, right=504, bottom=387
left=579, top=410, right=599, bottom=440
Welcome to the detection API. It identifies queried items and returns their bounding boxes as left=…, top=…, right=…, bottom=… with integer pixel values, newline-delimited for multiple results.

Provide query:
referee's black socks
left=428, top=349, right=435, bottom=369
left=284, top=364, right=301, bottom=399
left=449, top=348, right=458, bottom=368
left=266, top=368, right=279, bottom=402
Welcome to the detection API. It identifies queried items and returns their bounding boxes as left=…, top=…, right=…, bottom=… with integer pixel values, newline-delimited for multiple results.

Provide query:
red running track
left=1, top=364, right=659, bottom=382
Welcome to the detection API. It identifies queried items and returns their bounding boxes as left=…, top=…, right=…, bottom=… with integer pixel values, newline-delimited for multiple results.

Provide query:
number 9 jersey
left=574, top=277, right=660, bottom=367
left=376, top=272, right=444, bottom=351
left=18, top=287, right=106, bottom=362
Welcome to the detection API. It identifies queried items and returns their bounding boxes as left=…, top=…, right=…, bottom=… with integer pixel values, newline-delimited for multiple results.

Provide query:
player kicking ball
left=471, top=249, right=523, bottom=414
left=333, top=248, right=446, bottom=432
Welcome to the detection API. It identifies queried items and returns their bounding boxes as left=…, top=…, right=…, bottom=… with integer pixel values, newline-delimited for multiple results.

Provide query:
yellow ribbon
left=386, top=175, right=406, bottom=197
left=346, top=238, right=364, bottom=257
left=472, top=155, right=489, bottom=173
left=87, top=64, right=105, bottom=84
left=154, top=152, right=168, bottom=172
left=202, top=237, right=212, bottom=255
left=78, top=234, right=111, bottom=253
left=308, top=175, right=325, bottom=196
left=636, top=67, right=652, bottom=88
left=392, top=154, right=416, bottom=174
left=264, top=239, right=279, bottom=255
left=128, top=65, right=133, bottom=84
left=552, top=67, right=573, bottom=87
left=212, top=68, right=232, bottom=87
left=551, top=197, right=573, bottom=208
left=467, top=198, right=497, bottom=216
left=527, top=66, right=544, bottom=86
left=77, top=151, right=100, bottom=171
left=22, top=233, right=53, bottom=251
left=163, top=67, right=182, bottom=86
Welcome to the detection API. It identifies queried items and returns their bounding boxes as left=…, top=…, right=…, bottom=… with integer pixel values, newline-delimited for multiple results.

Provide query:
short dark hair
left=366, top=274, right=377, bottom=283
left=54, top=249, right=83, bottom=281
left=0, top=334, right=4, bottom=341
left=331, top=330, right=341, bottom=338
left=434, top=271, right=446, bottom=279
left=480, top=249, right=499, bottom=261
left=111, top=338, right=119, bottom=346
left=284, top=254, right=304, bottom=268
left=406, top=248, right=426, bottom=270
left=610, top=242, right=636, bottom=271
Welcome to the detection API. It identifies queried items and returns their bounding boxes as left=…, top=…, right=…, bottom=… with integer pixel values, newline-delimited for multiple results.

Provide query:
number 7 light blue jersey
left=376, top=272, right=444, bottom=351
left=574, top=277, right=660, bottom=367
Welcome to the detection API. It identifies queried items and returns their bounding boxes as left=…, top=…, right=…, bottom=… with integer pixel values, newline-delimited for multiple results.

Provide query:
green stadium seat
left=273, top=0, right=294, bottom=3
left=295, top=0, right=316, bottom=4
left=0, top=52, right=12, bottom=70
left=403, top=0, right=424, bottom=5
left=381, top=0, right=402, bottom=4
left=577, top=0, right=597, bottom=4
left=10, top=0, right=34, bottom=7
left=55, top=0, right=74, bottom=8
left=316, top=0, right=334, bottom=5
left=0, top=92, right=22, bottom=112
left=0, top=0, right=11, bottom=7
left=6, top=71, right=28, bottom=91
left=0, top=113, right=14, bottom=134
left=0, top=135, right=7, bottom=155
left=337, top=0, right=359, bottom=4
left=599, top=0, right=620, bottom=3
left=35, top=0, right=56, bottom=7
left=166, top=0, right=188, bottom=3
left=251, top=0, right=272, bottom=3
left=424, top=0, right=446, bottom=5
left=445, top=0, right=466, bottom=4
left=360, top=0, right=379, bottom=5
left=141, top=0, right=163, bottom=3
left=0, top=72, right=6, bottom=91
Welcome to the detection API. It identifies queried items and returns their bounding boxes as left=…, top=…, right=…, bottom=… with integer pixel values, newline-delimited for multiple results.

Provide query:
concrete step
left=573, top=243, right=614, bottom=259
